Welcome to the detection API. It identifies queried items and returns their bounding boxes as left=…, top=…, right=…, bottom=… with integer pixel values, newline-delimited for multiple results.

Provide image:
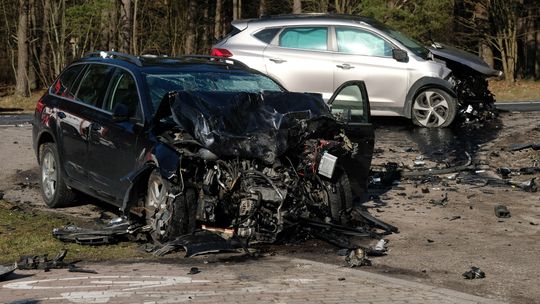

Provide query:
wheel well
left=37, top=132, right=55, bottom=162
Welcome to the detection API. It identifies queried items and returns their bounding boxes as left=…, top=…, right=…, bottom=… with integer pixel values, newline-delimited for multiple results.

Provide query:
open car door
left=328, top=81, right=375, bottom=201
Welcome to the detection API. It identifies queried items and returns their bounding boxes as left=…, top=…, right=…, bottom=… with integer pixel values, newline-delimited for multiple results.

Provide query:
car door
left=263, top=26, right=335, bottom=100
left=86, top=67, right=145, bottom=205
left=328, top=81, right=374, bottom=201
left=63, top=63, right=117, bottom=198
left=332, top=26, right=409, bottom=113
left=49, top=64, right=89, bottom=184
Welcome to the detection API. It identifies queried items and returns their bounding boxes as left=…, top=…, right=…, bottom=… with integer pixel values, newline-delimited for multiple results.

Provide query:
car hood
left=156, top=91, right=338, bottom=163
left=429, top=43, right=502, bottom=77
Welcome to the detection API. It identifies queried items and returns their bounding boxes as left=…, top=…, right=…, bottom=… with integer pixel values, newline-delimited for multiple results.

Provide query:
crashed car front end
left=430, top=43, right=501, bottom=124
left=149, top=90, right=373, bottom=245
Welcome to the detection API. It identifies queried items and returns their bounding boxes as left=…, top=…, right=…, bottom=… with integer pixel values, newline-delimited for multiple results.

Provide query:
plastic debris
left=462, top=266, right=486, bottom=279
left=494, top=205, right=511, bottom=218
left=345, top=248, right=371, bottom=267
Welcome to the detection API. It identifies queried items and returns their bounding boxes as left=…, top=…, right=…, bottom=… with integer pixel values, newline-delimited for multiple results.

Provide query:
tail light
left=211, top=48, right=233, bottom=58
left=36, top=97, right=45, bottom=114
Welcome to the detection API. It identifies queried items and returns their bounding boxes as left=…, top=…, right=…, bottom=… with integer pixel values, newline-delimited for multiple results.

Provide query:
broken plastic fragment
left=462, top=266, right=485, bottom=279
left=494, top=205, right=511, bottom=218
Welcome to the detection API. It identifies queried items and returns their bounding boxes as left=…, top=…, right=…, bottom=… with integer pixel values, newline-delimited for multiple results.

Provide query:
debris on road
left=509, top=143, right=540, bottom=152
left=188, top=267, right=201, bottom=275
left=429, top=193, right=448, bottom=206
left=0, top=264, right=16, bottom=281
left=345, top=248, right=372, bottom=267
left=462, top=266, right=486, bottom=280
left=494, top=205, right=511, bottom=218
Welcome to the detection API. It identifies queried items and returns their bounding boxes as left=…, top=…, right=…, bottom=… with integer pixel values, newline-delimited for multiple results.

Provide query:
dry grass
left=0, top=200, right=149, bottom=264
left=489, top=79, right=540, bottom=102
left=0, top=89, right=46, bottom=113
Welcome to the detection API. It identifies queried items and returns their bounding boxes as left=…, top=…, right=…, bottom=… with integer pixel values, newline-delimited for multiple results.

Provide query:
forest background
left=1, top=0, right=539, bottom=99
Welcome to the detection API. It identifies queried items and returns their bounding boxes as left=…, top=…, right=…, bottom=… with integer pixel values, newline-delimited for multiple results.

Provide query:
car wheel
left=39, top=143, right=76, bottom=208
left=145, top=170, right=196, bottom=243
left=412, top=88, right=457, bottom=128
left=325, top=166, right=353, bottom=223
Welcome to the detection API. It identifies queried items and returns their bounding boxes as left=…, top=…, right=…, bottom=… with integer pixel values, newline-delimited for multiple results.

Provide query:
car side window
left=254, top=28, right=281, bottom=44
left=279, top=27, right=328, bottom=51
left=50, top=64, right=84, bottom=99
left=336, top=27, right=393, bottom=57
left=331, top=84, right=368, bottom=123
left=74, top=64, right=115, bottom=107
left=104, top=69, right=142, bottom=121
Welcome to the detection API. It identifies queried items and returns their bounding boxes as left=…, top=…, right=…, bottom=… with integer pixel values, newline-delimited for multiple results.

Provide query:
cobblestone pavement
left=1, top=256, right=506, bottom=304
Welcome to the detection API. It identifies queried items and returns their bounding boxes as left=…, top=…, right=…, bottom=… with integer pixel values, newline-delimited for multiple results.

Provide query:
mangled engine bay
left=149, top=90, right=391, bottom=245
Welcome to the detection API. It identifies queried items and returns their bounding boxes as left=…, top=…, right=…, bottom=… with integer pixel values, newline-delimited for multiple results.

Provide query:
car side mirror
left=392, top=49, right=409, bottom=62
left=112, top=103, right=130, bottom=122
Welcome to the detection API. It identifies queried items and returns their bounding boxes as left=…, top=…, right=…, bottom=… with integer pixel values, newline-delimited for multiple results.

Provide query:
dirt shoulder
left=0, top=113, right=538, bottom=303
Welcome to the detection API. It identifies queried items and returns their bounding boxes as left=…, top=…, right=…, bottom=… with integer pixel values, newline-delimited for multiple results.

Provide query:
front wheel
left=325, top=167, right=353, bottom=223
left=412, top=88, right=457, bottom=128
left=145, top=170, right=197, bottom=243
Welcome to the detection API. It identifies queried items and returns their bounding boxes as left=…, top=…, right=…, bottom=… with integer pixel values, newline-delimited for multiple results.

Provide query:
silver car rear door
left=263, top=26, right=334, bottom=100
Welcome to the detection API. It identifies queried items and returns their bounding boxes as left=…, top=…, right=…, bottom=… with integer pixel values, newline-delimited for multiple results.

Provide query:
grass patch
left=0, top=200, right=148, bottom=265
left=0, top=90, right=45, bottom=113
left=489, top=80, right=540, bottom=102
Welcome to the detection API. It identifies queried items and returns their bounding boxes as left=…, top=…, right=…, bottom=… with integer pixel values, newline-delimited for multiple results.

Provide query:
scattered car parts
left=462, top=266, right=486, bottom=280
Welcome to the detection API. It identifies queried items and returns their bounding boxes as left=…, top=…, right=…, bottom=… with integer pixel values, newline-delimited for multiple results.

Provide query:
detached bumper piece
left=153, top=230, right=245, bottom=257
left=53, top=217, right=143, bottom=245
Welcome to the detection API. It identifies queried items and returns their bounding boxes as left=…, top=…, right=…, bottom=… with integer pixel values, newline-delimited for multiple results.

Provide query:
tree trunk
left=28, top=0, right=37, bottom=90
left=214, top=0, right=222, bottom=39
left=132, top=0, right=138, bottom=54
left=119, top=0, right=131, bottom=53
left=293, top=0, right=302, bottom=13
left=233, top=0, right=239, bottom=20
left=108, top=0, right=117, bottom=51
left=259, top=0, right=266, bottom=16
left=536, top=22, right=540, bottom=79
left=15, top=0, right=30, bottom=97
left=184, top=0, right=197, bottom=54
left=480, top=42, right=494, bottom=68
left=38, top=0, right=51, bottom=86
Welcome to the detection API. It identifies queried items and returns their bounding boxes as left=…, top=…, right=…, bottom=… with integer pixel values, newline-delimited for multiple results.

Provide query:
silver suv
left=212, top=14, right=500, bottom=128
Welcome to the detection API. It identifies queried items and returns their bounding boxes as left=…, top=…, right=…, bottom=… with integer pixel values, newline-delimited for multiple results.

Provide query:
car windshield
left=370, top=21, right=430, bottom=59
left=145, top=71, right=283, bottom=112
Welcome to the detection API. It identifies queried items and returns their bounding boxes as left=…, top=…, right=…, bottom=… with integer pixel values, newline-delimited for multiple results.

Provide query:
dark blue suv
left=33, top=52, right=375, bottom=243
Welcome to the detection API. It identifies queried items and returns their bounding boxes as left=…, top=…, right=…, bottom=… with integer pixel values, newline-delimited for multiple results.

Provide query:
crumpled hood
left=429, top=43, right=502, bottom=77
left=164, top=90, right=337, bottom=163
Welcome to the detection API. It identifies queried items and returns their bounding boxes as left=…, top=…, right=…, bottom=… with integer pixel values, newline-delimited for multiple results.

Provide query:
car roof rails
left=177, top=55, right=250, bottom=69
left=257, top=13, right=372, bottom=23
left=84, top=51, right=143, bottom=67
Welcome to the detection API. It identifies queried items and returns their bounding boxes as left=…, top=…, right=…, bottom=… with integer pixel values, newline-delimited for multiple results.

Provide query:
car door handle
left=57, top=111, right=66, bottom=119
left=269, top=58, right=287, bottom=64
left=336, top=63, right=355, bottom=70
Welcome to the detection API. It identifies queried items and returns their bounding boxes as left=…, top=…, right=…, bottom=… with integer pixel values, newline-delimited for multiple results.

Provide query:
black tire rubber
left=39, top=143, right=76, bottom=208
left=145, top=170, right=197, bottom=243
left=325, top=166, right=353, bottom=223
left=411, top=88, right=457, bottom=128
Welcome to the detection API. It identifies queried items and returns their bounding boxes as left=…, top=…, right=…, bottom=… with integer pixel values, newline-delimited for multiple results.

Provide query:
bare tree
left=119, top=0, right=131, bottom=53
left=15, top=0, right=29, bottom=97
left=214, top=0, right=222, bottom=39
left=292, top=0, right=302, bottom=13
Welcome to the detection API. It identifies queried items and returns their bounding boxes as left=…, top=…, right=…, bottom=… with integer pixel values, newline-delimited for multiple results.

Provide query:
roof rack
left=177, top=55, right=249, bottom=69
left=84, top=51, right=143, bottom=67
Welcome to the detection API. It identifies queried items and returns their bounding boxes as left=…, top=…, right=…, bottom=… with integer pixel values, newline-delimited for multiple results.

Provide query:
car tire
left=411, top=88, right=457, bottom=128
left=145, top=170, right=197, bottom=244
left=325, top=166, right=353, bottom=223
left=39, top=143, right=76, bottom=208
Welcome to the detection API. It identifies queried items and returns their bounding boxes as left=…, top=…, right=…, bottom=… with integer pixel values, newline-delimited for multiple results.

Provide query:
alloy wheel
left=412, top=90, right=451, bottom=127
left=41, top=151, right=57, bottom=200
left=145, top=174, right=171, bottom=240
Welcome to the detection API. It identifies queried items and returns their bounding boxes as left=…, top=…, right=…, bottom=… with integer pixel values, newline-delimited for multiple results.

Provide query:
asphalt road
left=495, top=101, right=540, bottom=112
left=0, top=101, right=538, bottom=126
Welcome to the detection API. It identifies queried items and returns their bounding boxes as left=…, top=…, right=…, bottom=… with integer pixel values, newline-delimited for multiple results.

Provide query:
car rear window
left=279, top=27, right=328, bottom=51
left=145, top=71, right=283, bottom=112
left=50, top=64, right=85, bottom=99
left=253, top=28, right=281, bottom=44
